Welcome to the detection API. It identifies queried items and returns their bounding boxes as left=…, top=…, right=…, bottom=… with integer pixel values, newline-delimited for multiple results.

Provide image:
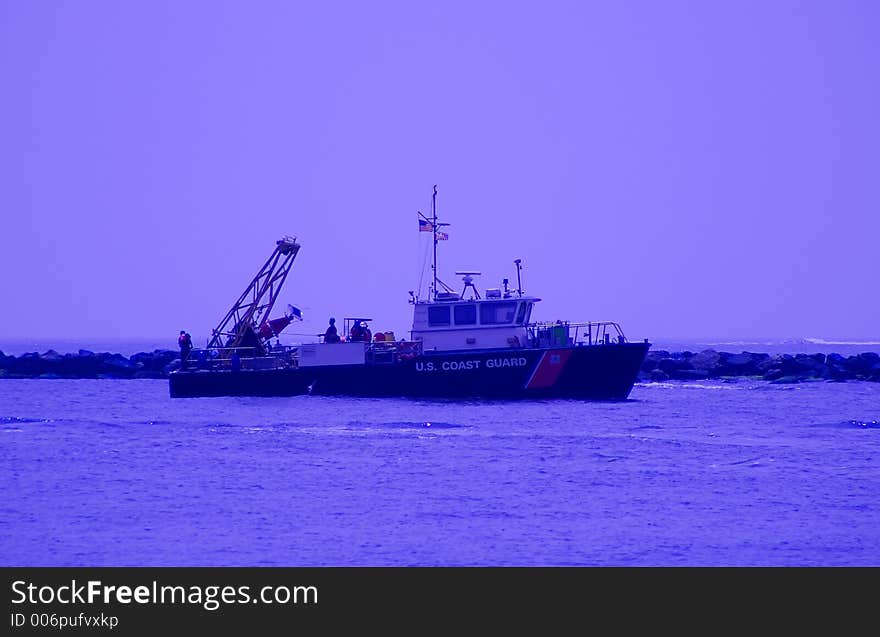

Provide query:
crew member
left=349, top=321, right=364, bottom=342
left=178, top=330, right=193, bottom=368
left=324, top=318, right=341, bottom=343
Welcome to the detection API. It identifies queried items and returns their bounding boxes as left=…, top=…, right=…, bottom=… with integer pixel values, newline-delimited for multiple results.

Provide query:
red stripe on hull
left=524, top=349, right=573, bottom=389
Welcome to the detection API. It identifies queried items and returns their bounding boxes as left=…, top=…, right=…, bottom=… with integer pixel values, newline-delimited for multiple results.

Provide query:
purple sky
left=1, top=1, right=878, bottom=345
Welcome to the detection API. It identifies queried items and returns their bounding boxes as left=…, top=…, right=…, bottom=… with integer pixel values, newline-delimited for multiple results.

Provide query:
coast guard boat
left=169, top=189, right=649, bottom=399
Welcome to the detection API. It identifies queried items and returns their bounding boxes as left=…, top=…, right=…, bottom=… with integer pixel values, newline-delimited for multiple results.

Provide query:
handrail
left=178, top=322, right=629, bottom=373
left=179, top=339, right=425, bottom=372
left=181, top=345, right=298, bottom=372
left=366, top=340, right=423, bottom=364
left=526, top=321, right=627, bottom=346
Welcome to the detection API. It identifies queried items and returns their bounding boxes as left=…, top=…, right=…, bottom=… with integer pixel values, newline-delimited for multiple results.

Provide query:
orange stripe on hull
left=524, top=349, right=573, bottom=389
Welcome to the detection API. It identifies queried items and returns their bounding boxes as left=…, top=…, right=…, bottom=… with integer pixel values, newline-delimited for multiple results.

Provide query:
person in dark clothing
left=324, top=318, right=341, bottom=343
left=178, top=330, right=193, bottom=368
left=349, top=321, right=364, bottom=342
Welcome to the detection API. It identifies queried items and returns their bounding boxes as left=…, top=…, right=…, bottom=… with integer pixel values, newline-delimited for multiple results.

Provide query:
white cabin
left=411, top=295, right=540, bottom=352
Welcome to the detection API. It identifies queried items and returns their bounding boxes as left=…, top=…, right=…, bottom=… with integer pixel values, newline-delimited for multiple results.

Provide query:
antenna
left=514, top=259, right=523, bottom=297
left=455, top=271, right=482, bottom=300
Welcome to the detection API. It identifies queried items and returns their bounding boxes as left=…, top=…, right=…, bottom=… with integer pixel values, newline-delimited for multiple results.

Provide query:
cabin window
left=516, top=303, right=527, bottom=324
left=524, top=303, right=533, bottom=325
left=479, top=301, right=517, bottom=325
left=428, top=305, right=451, bottom=326
left=454, top=304, right=477, bottom=325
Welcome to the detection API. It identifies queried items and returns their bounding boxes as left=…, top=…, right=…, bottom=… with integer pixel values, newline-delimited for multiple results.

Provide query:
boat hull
left=169, top=342, right=650, bottom=400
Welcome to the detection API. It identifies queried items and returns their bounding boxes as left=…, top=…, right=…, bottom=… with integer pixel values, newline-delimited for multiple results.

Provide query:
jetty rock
left=636, top=349, right=879, bottom=383
left=130, top=350, right=179, bottom=372
left=0, top=349, right=180, bottom=379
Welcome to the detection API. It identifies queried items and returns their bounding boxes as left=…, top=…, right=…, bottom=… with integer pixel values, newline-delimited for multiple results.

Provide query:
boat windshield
left=428, top=305, right=451, bottom=326
left=479, top=301, right=517, bottom=325
left=454, top=304, right=477, bottom=325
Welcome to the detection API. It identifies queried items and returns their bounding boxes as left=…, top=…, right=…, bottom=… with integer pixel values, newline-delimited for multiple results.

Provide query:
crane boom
left=207, top=237, right=300, bottom=356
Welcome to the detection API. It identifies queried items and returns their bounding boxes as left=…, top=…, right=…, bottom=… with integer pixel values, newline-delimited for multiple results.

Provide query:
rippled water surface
left=1, top=378, right=878, bottom=565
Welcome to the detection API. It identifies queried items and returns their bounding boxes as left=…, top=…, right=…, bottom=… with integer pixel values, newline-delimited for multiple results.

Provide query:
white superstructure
left=410, top=271, right=540, bottom=351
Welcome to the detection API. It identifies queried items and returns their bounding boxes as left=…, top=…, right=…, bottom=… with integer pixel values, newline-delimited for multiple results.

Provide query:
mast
left=432, top=185, right=438, bottom=301
left=419, top=185, right=449, bottom=301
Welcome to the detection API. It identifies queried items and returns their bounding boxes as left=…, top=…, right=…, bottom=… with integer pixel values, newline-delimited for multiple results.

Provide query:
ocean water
left=1, top=375, right=878, bottom=566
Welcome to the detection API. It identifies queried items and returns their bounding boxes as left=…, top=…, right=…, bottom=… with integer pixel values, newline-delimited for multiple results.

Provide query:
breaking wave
left=635, top=382, right=743, bottom=390
left=804, top=338, right=880, bottom=346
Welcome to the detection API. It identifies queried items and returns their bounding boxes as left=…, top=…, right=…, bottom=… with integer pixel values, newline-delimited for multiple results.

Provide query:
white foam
left=635, top=382, right=741, bottom=390
left=804, top=337, right=880, bottom=346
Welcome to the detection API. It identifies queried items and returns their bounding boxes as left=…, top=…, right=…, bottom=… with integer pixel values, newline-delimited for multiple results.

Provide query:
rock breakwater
left=0, top=349, right=179, bottom=379
left=638, top=349, right=880, bottom=383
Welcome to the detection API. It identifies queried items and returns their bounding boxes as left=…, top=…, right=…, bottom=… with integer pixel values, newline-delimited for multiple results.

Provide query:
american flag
left=418, top=218, right=433, bottom=232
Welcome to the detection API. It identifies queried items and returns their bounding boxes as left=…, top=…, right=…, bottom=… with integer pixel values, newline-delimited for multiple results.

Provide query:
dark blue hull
left=169, top=342, right=650, bottom=400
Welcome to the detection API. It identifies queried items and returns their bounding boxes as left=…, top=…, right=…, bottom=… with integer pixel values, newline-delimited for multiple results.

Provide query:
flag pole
left=432, top=184, right=438, bottom=301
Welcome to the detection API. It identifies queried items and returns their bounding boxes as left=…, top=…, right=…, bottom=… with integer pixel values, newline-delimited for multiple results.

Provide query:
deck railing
left=527, top=321, right=627, bottom=348
left=366, top=340, right=423, bottom=364
left=181, top=345, right=298, bottom=371
left=178, top=324, right=628, bottom=371
left=180, top=340, right=425, bottom=371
